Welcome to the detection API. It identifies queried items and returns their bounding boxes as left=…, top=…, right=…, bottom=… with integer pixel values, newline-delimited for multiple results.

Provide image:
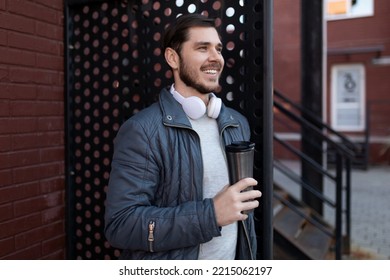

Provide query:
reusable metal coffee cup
left=225, top=141, right=255, bottom=187
left=225, top=141, right=255, bottom=214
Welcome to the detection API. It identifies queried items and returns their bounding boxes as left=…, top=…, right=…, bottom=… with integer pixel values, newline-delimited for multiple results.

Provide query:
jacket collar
left=159, top=87, right=240, bottom=131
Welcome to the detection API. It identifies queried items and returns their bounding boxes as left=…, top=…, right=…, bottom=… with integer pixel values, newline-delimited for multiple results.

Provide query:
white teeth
left=204, top=69, right=217, bottom=74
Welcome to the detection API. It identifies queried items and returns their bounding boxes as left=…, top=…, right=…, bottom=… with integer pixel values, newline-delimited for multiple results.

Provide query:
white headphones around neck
left=170, top=85, right=222, bottom=120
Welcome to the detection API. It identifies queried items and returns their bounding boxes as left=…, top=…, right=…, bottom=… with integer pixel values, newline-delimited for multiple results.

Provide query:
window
left=331, top=64, right=366, bottom=131
left=326, top=0, right=374, bottom=20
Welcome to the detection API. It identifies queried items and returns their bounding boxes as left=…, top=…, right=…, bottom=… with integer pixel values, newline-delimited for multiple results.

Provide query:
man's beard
left=179, top=59, right=221, bottom=94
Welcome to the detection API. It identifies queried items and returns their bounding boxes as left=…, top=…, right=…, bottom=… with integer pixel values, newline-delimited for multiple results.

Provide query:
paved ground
left=273, top=160, right=390, bottom=260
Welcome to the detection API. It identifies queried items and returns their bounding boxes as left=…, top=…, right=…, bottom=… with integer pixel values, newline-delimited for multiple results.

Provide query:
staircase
left=273, top=185, right=335, bottom=260
left=273, top=90, right=360, bottom=259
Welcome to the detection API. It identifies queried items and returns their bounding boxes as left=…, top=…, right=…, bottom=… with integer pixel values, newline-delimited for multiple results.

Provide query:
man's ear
left=164, top=47, right=179, bottom=70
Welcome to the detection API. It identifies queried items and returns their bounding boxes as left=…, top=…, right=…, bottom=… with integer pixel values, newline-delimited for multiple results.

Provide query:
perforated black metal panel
left=65, top=0, right=270, bottom=259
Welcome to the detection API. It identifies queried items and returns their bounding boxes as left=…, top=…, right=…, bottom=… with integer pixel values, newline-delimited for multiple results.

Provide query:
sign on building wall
left=331, top=64, right=366, bottom=131
left=326, top=0, right=374, bottom=20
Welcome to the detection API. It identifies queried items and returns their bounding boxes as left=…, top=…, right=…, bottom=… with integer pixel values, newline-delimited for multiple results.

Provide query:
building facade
left=274, top=0, right=390, bottom=165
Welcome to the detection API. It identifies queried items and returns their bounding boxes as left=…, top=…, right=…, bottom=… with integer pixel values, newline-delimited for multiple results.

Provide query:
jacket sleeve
left=104, top=118, right=221, bottom=252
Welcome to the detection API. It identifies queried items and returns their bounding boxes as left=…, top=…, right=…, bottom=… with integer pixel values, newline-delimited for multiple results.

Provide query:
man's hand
left=213, top=178, right=262, bottom=227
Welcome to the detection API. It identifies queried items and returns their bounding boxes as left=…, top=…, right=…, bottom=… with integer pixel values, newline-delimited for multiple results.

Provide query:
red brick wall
left=0, top=0, right=66, bottom=259
left=273, top=0, right=301, bottom=102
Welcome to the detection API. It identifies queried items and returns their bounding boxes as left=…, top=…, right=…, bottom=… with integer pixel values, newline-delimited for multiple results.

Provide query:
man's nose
left=208, top=49, right=222, bottom=61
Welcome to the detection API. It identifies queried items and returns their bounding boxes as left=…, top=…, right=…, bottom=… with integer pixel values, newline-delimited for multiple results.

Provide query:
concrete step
left=273, top=185, right=336, bottom=260
left=274, top=205, right=334, bottom=259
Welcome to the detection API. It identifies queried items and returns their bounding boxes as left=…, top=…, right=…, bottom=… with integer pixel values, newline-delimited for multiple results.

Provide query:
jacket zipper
left=148, top=221, right=155, bottom=252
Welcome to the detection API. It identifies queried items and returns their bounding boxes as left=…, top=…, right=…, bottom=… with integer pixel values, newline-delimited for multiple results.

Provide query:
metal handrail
left=274, top=89, right=360, bottom=154
left=273, top=90, right=354, bottom=259
left=274, top=101, right=355, bottom=158
left=274, top=160, right=335, bottom=208
left=274, top=135, right=336, bottom=181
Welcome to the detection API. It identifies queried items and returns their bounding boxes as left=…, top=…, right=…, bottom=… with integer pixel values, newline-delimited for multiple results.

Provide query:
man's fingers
left=231, top=177, right=258, bottom=191
left=241, top=199, right=260, bottom=212
left=240, top=189, right=262, bottom=201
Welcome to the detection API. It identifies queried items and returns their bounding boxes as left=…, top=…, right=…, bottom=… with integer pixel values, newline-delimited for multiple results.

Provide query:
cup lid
left=225, top=141, right=255, bottom=152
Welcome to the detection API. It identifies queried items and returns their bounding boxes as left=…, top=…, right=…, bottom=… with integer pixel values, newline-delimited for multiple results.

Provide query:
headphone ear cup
left=182, top=96, right=207, bottom=120
left=207, top=97, right=222, bottom=119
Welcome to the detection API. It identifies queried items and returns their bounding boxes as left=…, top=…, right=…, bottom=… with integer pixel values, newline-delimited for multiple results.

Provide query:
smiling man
left=104, top=13, right=262, bottom=260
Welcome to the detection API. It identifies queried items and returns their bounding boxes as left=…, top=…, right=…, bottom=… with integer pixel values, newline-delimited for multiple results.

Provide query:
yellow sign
left=327, top=0, right=349, bottom=15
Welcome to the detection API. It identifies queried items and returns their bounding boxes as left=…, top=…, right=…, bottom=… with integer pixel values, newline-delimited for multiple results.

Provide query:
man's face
left=177, top=27, right=224, bottom=94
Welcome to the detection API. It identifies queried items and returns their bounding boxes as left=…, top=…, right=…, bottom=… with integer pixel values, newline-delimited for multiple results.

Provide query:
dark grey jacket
left=104, top=88, right=257, bottom=260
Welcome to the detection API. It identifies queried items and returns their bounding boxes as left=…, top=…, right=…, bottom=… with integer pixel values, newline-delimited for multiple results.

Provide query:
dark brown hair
left=162, top=13, right=218, bottom=55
